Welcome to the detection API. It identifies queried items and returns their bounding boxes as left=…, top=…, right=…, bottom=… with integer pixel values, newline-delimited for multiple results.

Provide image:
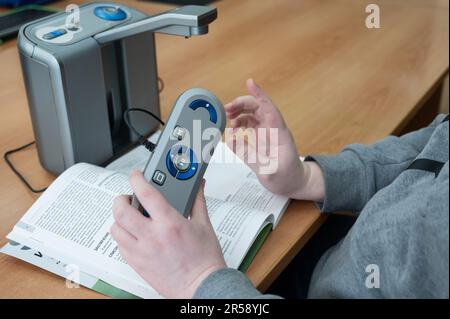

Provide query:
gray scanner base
left=18, top=3, right=160, bottom=175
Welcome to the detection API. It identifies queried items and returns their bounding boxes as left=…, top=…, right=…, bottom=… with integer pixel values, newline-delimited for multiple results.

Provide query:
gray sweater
left=194, top=114, right=449, bottom=299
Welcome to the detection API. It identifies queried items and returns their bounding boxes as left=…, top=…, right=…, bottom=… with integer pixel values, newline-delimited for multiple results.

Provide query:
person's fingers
left=110, top=222, right=138, bottom=251
left=228, top=121, right=258, bottom=150
left=246, top=79, right=279, bottom=113
left=113, top=195, right=149, bottom=238
left=246, top=79, right=287, bottom=129
left=225, top=96, right=259, bottom=119
left=246, top=79, right=271, bottom=105
left=190, top=179, right=210, bottom=224
left=230, top=114, right=259, bottom=129
left=129, top=170, right=181, bottom=222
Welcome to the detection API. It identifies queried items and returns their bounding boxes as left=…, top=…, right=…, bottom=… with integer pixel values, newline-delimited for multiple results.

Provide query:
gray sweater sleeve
left=305, top=114, right=446, bottom=213
left=193, top=268, right=282, bottom=299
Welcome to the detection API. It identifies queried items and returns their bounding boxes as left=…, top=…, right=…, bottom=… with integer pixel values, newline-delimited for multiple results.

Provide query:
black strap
left=406, top=158, right=445, bottom=177
left=404, top=115, right=448, bottom=177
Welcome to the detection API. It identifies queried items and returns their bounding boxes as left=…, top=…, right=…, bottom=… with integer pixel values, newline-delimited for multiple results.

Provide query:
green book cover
left=238, top=223, right=273, bottom=273
left=92, top=280, right=140, bottom=299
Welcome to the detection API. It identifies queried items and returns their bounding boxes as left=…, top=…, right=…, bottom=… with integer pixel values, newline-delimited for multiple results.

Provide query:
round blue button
left=94, top=6, right=127, bottom=21
left=166, top=145, right=199, bottom=180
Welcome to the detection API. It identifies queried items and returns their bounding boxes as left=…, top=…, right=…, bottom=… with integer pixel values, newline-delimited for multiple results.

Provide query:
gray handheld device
left=132, top=88, right=226, bottom=218
left=17, top=3, right=217, bottom=175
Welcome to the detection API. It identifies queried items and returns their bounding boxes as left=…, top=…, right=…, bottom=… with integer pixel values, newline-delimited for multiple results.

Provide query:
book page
left=205, top=142, right=290, bottom=227
left=0, top=241, right=98, bottom=289
left=6, top=163, right=160, bottom=298
left=205, top=197, right=273, bottom=269
left=0, top=241, right=139, bottom=298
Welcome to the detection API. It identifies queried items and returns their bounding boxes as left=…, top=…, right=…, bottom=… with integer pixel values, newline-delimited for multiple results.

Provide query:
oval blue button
left=94, top=6, right=127, bottom=21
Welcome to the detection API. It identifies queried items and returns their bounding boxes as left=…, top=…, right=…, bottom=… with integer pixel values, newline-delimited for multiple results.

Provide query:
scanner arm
left=94, top=5, right=217, bottom=44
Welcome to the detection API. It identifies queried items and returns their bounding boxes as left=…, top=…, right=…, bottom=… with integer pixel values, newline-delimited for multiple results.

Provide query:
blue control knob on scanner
left=94, top=6, right=127, bottom=21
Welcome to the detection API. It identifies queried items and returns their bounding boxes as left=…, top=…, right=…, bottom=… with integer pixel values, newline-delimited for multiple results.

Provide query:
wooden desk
left=0, top=0, right=448, bottom=298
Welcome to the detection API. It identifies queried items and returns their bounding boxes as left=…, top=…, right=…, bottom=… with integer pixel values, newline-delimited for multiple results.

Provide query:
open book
left=2, top=133, right=290, bottom=298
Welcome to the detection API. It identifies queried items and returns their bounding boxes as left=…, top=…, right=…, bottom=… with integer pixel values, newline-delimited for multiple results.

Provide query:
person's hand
left=110, top=171, right=226, bottom=299
left=225, top=79, right=324, bottom=201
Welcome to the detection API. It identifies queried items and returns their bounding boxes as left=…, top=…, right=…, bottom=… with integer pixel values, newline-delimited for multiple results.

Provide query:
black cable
left=123, top=108, right=165, bottom=152
left=123, top=76, right=165, bottom=151
left=5, top=78, right=166, bottom=194
left=4, top=105, right=165, bottom=193
left=3, top=141, right=48, bottom=193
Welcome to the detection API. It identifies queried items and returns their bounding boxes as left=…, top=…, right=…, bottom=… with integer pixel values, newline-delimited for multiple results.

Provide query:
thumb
left=246, top=78, right=271, bottom=106
left=190, top=179, right=209, bottom=224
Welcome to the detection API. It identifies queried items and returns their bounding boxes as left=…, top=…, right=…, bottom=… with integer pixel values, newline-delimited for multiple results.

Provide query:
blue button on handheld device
left=166, top=145, right=199, bottom=180
left=94, top=6, right=127, bottom=21
left=188, top=99, right=218, bottom=124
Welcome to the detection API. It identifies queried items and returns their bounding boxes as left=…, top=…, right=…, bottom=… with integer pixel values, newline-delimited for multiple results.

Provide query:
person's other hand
left=225, top=79, right=324, bottom=201
left=110, top=171, right=226, bottom=299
